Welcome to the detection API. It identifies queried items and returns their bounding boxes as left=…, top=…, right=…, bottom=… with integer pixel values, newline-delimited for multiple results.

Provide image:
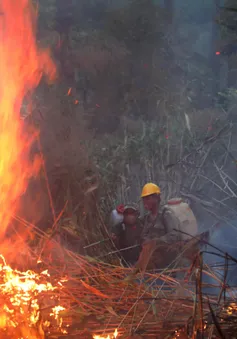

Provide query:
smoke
left=203, top=221, right=237, bottom=296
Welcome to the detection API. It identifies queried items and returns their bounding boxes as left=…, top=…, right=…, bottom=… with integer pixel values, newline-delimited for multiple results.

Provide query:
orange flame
left=0, top=1, right=70, bottom=337
left=0, top=254, right=66, bottom=337
left=93, top=329, right=118, bottom=339
left=0, top=0, right=56, bottom=239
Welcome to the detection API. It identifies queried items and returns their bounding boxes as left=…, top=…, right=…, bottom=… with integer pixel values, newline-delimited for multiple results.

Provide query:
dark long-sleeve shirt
left=112, top=221, right=142, bottom=266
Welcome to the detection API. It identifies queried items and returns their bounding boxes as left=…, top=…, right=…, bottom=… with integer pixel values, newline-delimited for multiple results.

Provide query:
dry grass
left=2, top=224, right=237, bottom=339
left=16, top=98, right=237, bottom=338
left=7, top=2, right=237, bottom=338
left=14, top=82, right=237, bottom=338
left=22, top=79, right=237, bottom=251
left=94, top=105, right=234, bottom=227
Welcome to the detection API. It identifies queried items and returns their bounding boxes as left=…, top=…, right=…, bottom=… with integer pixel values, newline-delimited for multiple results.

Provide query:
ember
left=227, top=303, right=237, bottom=315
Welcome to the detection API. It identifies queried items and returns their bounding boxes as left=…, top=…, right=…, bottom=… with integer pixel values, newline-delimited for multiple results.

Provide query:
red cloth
left=116, top=204, right=125, bottom=214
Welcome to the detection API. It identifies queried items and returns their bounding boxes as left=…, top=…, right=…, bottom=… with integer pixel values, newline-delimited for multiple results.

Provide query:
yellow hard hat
left=141, top=183, right=161, bottom=198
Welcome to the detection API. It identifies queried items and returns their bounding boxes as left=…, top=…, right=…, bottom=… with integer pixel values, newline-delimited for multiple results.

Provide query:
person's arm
left=111, top=223, right=122, bottom=242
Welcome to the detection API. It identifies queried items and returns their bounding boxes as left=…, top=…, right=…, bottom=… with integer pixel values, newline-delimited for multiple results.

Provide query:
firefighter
left=140, top=183, right=167, bottom=242
left=135, top=183, right=175, bottom=273
left=136, top=183, right=197, bottom=274
left=111, top=204, right=142, bottom=267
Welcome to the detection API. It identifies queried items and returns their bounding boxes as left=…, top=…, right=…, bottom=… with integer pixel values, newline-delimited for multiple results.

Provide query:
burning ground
left=0, top=243, right=235, bottom=338
left=0, top=0, right=236, bottom=338
left=0, top=254, right=67, bottom=338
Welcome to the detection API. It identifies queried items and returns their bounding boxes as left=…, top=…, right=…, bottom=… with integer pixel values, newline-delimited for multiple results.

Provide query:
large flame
left=0, top=0, right=55, bottom=239
left=0, top=0, right=62, bottom=337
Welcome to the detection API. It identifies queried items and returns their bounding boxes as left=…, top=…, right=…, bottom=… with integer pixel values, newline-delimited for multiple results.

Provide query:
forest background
left=21, top=0, right=237, bottom=257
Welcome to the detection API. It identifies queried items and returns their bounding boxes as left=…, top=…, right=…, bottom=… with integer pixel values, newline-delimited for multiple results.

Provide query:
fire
left=93, top=329, right=118, bottom=339
left=0, top=0, right=61, bottom=337
left=0, top=254, right=66, bottom=337
left=227, top=303, right=237, bottom=315
left=0, top=0, right=56, bottom=240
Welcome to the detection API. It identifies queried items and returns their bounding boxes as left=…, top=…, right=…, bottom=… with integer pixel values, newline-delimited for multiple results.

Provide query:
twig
left=208, top=254, right=230, bottom=338
left=208, top=299, right=226, bottom=339
left=173, top=228, right=237, bottom=264
left=83, top=238, right=111, bottom=249
left=180, top=191, right=214, bottom=208
left=197, top=253, right=204, bottom=338
left=222, top=132, right=232, bottom=167
left=199, top=174, right=233, bottom=198
left=190, top=143, right=214, bottom=191
left=165, top=124, right=230, bottom=169
left=213, top=162, right=237, bottom=198
left=203, top=206, right=237, bottom=235
left=97, top=244, right=140, bottom=258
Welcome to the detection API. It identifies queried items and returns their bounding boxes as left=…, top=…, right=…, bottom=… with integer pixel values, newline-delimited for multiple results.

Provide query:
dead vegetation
left=13, top=1, right=237, bottom=337
left=3, top=223, right=237, bottom=338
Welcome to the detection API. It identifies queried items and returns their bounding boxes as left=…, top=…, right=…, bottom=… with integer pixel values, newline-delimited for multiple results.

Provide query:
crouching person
left=134, top=182, right=169, bottom=274
left=135, top=183, right=198, bottom=275
left=111, top=204, right=142, bottom=267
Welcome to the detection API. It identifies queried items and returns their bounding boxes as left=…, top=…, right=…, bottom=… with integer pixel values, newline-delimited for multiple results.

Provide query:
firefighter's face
left=143, top=194, right=160, bottom=211
left=123, top=210, right=138, bottom=225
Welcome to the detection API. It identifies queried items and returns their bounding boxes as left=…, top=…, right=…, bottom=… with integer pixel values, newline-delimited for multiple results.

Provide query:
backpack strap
left=160, top=208, right=168, bottom=234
